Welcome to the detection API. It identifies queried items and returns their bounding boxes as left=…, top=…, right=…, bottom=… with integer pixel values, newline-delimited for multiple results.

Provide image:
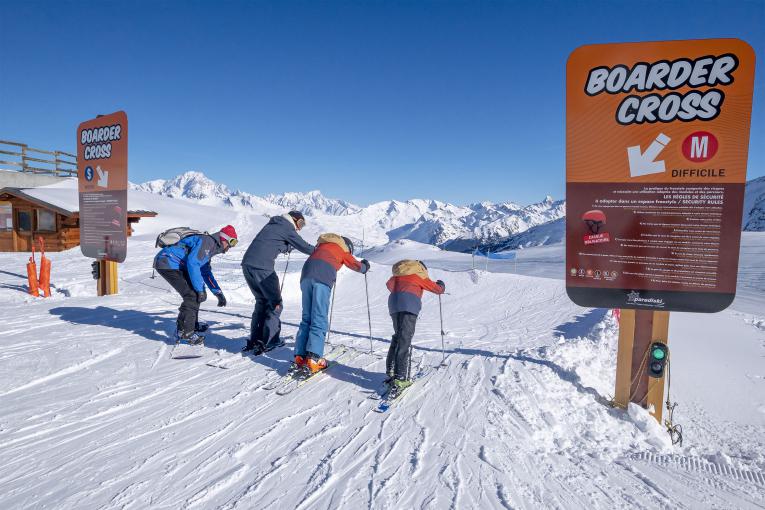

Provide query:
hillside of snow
left=479, top=217, right=565, bottom=252
left=744, top=176, right=765, bottom=231
left=0, top=191, right=764, bottom=509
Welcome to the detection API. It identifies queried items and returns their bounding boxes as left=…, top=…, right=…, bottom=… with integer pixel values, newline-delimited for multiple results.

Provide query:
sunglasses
left=227, top=237, right=238, bottom=247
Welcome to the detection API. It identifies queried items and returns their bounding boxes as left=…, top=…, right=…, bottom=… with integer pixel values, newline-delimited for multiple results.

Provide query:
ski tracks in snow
left=1, top=263, right=764, bottom=508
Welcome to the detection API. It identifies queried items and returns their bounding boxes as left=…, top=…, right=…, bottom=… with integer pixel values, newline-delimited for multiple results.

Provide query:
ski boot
left=287, top=355, right=307, bottom=377
left=383, top=369, right=395, bottom=387
left=243, top=340, right=266, bottom=354
left=388, top=378, right=413, bottom=399
left=177, top=331, right=205, bottom=346
left=306, top=353, right=329, bottom=374
left=263, top=337, right=286, bottom=352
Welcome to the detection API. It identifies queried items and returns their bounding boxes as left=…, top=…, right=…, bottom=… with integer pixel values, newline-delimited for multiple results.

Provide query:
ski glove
left=196, top=290, right=208, bottom=303
left=436, top=280, right=446, bottom=292
left=360, top=259, right=371, bottom=274
left=216, top=292, right=227, bottom=307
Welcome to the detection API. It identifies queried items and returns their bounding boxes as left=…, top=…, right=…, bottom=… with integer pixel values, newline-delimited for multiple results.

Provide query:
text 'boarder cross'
left=627, top=133, right=671, bottom=178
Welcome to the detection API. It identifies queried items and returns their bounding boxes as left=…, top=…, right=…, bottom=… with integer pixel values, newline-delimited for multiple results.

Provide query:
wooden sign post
left=613, top=309, right=670, bottom=421
left=97, top=260, right=119, bottom=297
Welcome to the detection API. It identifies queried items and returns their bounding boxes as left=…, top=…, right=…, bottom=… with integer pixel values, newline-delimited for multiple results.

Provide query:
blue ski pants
left=295, top=278, right=332, bottom=358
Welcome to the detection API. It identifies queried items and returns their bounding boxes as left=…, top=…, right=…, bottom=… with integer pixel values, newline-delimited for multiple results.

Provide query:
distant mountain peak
left=264, top=189, right=360, bottom=216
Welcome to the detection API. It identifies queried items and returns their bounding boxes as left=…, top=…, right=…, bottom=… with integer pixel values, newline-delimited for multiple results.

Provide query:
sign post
left=566, top=39, right=755, bottom=421
left=77, top=111, right=128, bottom=295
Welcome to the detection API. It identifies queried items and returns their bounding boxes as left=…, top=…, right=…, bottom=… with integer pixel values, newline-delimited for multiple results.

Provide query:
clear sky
left=1, top=0, right=763, bottom=206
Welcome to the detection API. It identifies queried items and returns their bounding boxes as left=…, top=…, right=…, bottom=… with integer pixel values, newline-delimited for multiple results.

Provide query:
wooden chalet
left=0, top=186, right=156, bottom=252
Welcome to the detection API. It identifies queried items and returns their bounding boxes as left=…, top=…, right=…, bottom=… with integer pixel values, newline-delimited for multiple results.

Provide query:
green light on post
left=652, top=348, right=666, bottom=360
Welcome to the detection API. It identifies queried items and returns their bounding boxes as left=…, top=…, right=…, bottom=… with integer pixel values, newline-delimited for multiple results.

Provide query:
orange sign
left=566, top=39, right=755, bottom=313
left=77, top=111, right=128, bottom=262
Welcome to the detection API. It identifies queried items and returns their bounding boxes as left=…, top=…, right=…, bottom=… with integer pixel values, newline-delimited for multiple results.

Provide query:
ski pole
left=280, top=249, right=291, bottom=294
left=438, top=293, right=446, bottom=366
left=407, top=342, right=413, bottom=380
left=326, top=284, right=336, bottom=345
left=364, top=272, right=373, bottom=353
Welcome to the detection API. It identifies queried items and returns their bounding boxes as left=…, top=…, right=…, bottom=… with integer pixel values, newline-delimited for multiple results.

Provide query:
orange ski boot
left=306, top=356, right=328, bottom=374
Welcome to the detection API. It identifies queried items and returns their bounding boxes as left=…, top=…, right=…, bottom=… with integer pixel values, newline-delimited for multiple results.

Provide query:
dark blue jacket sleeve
left=286, top=228, right=315, bottom=256
left=201, top=262, right=221, bottom=294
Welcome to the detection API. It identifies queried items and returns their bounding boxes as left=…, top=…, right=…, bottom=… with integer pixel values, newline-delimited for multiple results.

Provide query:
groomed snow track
left=1, top=235, right=764, bottom=509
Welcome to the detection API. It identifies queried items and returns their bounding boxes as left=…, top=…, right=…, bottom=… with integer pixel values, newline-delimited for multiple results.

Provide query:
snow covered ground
left=0, top=198, right=764, bottom=509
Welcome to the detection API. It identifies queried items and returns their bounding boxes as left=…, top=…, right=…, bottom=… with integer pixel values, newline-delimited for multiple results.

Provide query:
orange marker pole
left=26, top=243, right=39, bottom=297
left=38, top=237, right=52, bottom=297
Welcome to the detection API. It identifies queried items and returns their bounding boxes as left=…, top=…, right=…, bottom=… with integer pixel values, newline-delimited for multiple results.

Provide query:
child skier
left=154, top=225, right=238, bottom=344
left=385, top=260, right=445, bottom=395
left=293, top=234, right=370, bottom=375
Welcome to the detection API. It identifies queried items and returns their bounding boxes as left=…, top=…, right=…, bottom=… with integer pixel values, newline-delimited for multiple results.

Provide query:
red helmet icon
left=582, top=210, right=606, bottom=234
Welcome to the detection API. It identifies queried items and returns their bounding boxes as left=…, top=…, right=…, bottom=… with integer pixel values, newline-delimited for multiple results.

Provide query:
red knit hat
left=219, top=225, right=238, bottom=244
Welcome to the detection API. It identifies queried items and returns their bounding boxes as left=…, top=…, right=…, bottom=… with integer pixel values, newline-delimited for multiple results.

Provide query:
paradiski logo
left=626, top=291, right=666, bottom=307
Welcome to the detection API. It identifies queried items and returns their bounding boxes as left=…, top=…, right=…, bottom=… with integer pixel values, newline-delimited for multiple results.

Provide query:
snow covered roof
left=0, top=179, right=157, bottom=217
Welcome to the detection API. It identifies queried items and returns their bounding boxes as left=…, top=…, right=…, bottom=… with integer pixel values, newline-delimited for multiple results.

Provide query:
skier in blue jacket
left=154, top=225, right=238, bottom=343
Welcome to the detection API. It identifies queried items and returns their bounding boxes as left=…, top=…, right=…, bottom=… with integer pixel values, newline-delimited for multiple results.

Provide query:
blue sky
left=1, top=0, right=763, bottom=205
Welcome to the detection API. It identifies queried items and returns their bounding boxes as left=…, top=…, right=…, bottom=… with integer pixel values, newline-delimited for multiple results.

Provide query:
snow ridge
left=744, top=176, right=765, bottom=231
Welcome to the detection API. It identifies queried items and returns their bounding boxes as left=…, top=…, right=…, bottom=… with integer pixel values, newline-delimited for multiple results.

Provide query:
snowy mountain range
left=132, top=171, right=765, bottom=251
left=395, top=195, right=566, bottom=250
left=132, top=171, right=565, bottom=249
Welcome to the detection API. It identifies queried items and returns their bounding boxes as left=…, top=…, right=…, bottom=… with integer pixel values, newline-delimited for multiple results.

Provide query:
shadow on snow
left=553, top=308, right=609, bottom=339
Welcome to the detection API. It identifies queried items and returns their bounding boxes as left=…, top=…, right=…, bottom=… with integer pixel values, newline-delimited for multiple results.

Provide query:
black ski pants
left=243, top=265, right=283, bottom=349
left=387, top=312, right=418, bottom=380
left=157, top=268, right=199, bottom=335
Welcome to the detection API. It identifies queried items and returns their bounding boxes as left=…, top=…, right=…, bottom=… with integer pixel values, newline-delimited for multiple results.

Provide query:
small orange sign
left=77, top=111, right=128, bottom=262
left=566, top=39, right=755, bottom=313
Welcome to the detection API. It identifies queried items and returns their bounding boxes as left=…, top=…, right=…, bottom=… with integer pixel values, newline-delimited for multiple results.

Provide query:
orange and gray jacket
left=300, top=234, right=365, bottom=287
left=386, top=260, right=444, bottom=315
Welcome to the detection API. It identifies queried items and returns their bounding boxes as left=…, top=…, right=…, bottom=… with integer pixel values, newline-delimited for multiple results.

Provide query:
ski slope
left=0, top=207, right=764, bottom=508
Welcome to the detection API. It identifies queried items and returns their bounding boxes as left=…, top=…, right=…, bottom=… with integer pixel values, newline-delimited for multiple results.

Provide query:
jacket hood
left=281, top=213, right=299, bottom=231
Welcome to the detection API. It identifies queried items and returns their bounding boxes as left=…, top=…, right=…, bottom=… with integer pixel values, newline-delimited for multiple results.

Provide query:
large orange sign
left=566, top=39, right=755, bottom=312
left=77, top=111, right=128, bottom=262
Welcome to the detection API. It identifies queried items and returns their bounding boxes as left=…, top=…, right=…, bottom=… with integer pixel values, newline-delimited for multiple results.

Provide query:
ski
left=368, top=380, right=393, bottom=400
left=170, top=340, right=205, bottom=360
left=373, top=366, right=433, bottom=413
left=275, top=361, right=335, bottom=395
left=206, top=351, right=242, bottom=369
left=264, top=346, right=352, bottom=394
left=261, top=369, right=299, bottom=391
left=206, top=335, right=295, bottom=369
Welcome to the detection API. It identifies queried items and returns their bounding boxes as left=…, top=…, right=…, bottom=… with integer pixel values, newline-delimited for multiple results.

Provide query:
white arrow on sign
left=96, top=165, right=109, bottom=188
left=627, top=133, right=671, bottom=177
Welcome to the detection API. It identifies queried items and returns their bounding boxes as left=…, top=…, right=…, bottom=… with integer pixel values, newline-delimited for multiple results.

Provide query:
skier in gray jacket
left=241, top=211, right=315, bottom=353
